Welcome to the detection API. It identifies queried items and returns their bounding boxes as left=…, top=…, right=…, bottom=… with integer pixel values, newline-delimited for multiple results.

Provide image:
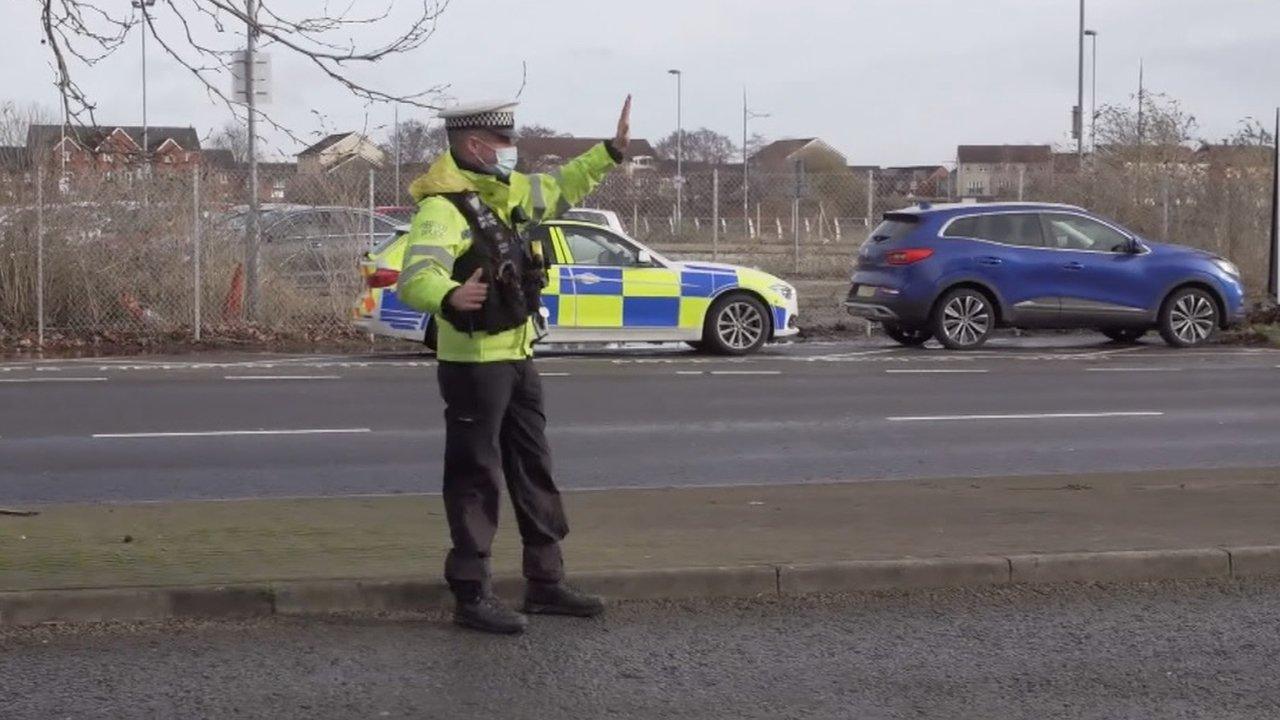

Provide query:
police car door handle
left=577, top=272, right=601, bottom=285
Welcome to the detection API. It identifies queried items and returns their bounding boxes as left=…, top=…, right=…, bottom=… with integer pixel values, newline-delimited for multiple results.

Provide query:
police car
left=354, top=218, right=800, bottom=354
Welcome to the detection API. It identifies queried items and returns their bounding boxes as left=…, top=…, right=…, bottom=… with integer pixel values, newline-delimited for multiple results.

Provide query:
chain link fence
left=0, top=154, right=1274, bottom=349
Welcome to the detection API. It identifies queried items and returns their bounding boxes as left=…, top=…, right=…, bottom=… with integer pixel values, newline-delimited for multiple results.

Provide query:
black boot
left=454, top=594, right=528, bottom=635
left=523, top=581, right=606, bottom=618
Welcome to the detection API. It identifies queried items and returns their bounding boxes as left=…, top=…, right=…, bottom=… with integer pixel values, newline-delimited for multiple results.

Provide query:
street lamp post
left=132, top=0, right=157, bottom=159
left=1076, top=0, right=1085, bottom=158
left=1085, top=29, right=1098, bottom=153
left=667, top=68, right=682, bottom=232
left=742, top=88, right=768, bottom=238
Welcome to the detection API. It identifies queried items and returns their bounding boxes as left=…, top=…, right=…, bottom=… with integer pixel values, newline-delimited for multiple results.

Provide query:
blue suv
left=846, top=202, right=1246, bottom=350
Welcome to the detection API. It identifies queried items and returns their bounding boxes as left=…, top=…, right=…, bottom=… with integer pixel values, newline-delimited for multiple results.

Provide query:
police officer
left=397, top=96, right=632, bottom=634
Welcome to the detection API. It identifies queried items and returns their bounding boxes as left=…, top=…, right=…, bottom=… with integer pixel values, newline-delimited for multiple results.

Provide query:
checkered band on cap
left=444, top=110, right=515, bottom=131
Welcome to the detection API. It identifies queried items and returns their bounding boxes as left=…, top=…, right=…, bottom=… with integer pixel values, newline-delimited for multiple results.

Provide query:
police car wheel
left=704, top=294, right=770, bottom=355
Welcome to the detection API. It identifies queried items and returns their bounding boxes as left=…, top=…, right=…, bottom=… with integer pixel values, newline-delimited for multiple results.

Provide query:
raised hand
left=612, top=94, right=632, bottom=153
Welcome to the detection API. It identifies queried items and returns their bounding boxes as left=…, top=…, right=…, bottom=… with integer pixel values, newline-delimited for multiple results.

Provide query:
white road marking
left=885, top=369, right=990, bottom=374
left=676, top=371, right=705, bottom=375
left=92, top=428, right=372, bottom=439
left=709, top=370, right=783, bottom=376
left=540, top=372, right=572, bottom=377
left=1085, top=367, right=1182, bottom=373
left=224, top=375, right=341, bottom=381
left=0, top=377, right=107, bottom=383
left=888, top=411, right=1164, bottom=422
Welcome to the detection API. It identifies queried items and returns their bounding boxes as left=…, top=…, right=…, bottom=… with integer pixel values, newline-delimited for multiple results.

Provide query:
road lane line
left=887, top=411, right=1164, bottom=422
left=540, top=372, right=572, bottom=377
left=223, top=375, right=342, bottom=381
left=1086, top=367, right=1182, bottom=373
left=709, top=370, right=782, bottom=376
left=676, top=371, right=705, bottom=375
left=885, top=369, right=990, bottom=374
left=92, top=428, right=372, bottom=439
left=0, top=377, right=107, bottom=383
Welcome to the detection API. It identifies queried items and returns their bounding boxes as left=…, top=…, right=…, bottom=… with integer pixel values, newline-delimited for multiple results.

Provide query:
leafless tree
left=0, top=101, right=53, bottom=147
left=656, top=128, right=739, bottom=165
left=517, top=124, right=568, bottom=139
left=1227, top=117, right=1276, bottom=148
left=1093, top=91, right=1199, bottom=159
left=744, top=132, right=769, bottom=160
left=207, top=120, right=251, bottom=162
left=379, top=118, right=447, bottom=164
left=36, top=0, right=451, bottom=140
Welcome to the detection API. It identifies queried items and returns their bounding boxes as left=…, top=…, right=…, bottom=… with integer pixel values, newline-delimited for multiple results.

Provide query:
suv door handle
left=1063, top=261, right=1084, bottom=271
left=976, top=256, right=1003, bottom=266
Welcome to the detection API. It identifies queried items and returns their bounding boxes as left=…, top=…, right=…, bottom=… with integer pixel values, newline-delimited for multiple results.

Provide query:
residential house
left=750, top=138, right=847, bottom=174
left=1195, top=144, right=1272, bottom=180
left=24, top=124, right=204, bottom=181
left=955, top=144, right=1053, bottom=199
left=200, top=149, right=299, bottom=204
left=877, top=165, right=951, bottom=199
left=297, top=132, right=387, bottom=174
left=516, top=136, right=658, bottom=174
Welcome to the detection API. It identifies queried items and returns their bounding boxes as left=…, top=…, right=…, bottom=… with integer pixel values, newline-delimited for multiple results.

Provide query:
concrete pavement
left=2, top=339, right=1279, bottom=504
left=6, top=578, right=1280, bottom=719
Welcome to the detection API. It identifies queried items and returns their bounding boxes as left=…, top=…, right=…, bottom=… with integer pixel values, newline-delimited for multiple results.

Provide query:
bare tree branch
left=37, top=0, right=452, bottom=143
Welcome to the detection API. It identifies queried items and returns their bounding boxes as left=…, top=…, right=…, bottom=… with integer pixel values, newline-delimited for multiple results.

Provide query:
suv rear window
left=867, top=214, right=919, bottom=244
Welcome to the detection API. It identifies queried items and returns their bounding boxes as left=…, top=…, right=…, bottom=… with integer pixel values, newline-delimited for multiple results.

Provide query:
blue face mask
left=491, top=146, right=518, bottom=177
left=478, top=141, right=518, bottom=177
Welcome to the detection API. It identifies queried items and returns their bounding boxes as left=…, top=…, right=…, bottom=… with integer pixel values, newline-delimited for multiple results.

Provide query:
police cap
left=438, top=100, right=518, bottom=140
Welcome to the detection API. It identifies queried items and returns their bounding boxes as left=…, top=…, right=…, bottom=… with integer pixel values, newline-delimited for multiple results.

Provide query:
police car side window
left=562, top=227, right=639, bottom=266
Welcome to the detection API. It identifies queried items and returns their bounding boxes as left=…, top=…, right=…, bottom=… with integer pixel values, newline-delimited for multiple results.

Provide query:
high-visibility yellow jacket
left=397, top=143, right=619, bottom=362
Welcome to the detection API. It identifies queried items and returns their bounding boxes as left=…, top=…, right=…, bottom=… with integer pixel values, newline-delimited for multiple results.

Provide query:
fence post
left=866, top=169, right=874, bottom=226
left=1017, top=165, right=1026, bottom=201
left=36, top=165, right=44, bottom=348
left=632, top=203, right=638, bottom=236
left=193, top=166, right=202, bottom=342
left=1161, top=175, right=1170, bottom=239
left=368, top=169, right=376, bottom=246
left=792, top=198, right=800, bottom=273
left=712, top=169, right=720, bottom=261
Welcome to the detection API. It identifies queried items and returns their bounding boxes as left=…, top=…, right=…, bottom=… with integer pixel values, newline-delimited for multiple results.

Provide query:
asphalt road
left=3, top=336, right=1280, bottom=504
left=4, top=578, right=1280, bottom=719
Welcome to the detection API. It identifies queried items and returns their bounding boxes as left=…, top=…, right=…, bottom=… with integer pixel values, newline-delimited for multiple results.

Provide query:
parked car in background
left=214, top=206, right=401, bottom=292
left=374, top=205, right=417, bottom=224
left=355, top=218, right=799, bottom=355
left=846, top=202, right=1246, bottom=349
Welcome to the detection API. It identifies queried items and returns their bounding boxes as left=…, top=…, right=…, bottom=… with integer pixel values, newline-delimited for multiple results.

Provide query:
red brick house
left=25, top=124, right=204, bottom=180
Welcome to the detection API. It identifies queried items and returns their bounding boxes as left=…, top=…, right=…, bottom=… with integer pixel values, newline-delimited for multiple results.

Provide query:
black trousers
left=437, top=359, right=568, bottom=600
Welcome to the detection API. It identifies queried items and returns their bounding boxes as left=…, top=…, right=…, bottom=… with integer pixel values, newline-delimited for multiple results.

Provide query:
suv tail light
left=885, top=248, right=934, bottom=266
left=366, top=268, right=400, bottom=288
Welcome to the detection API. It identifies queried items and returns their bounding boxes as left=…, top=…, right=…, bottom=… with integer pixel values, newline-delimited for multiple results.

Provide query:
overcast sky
left=2, top=0, right=1277, bottom=165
